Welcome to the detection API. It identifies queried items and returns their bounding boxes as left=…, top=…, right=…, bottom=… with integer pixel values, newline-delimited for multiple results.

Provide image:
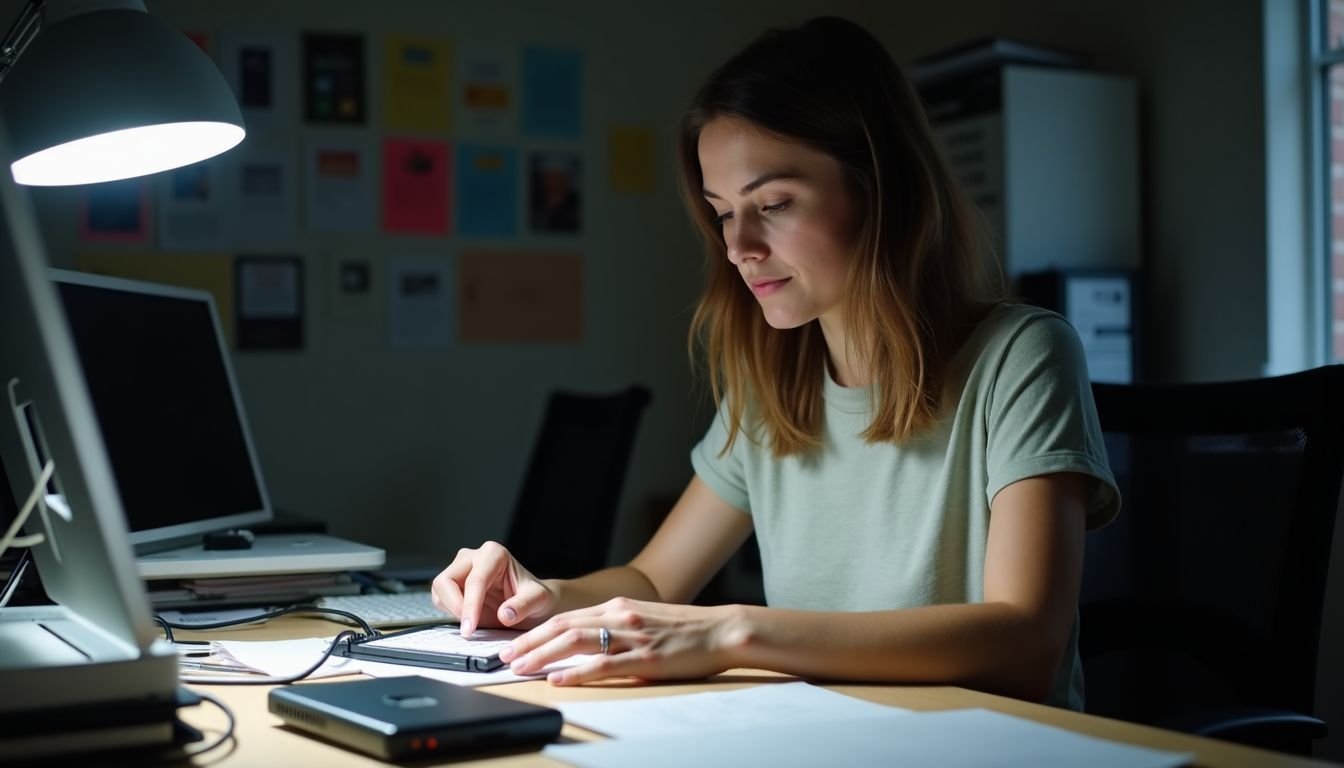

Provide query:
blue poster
left=522, top=47, right=582, bottom=139
left=455, top=144, right=518, bottom=237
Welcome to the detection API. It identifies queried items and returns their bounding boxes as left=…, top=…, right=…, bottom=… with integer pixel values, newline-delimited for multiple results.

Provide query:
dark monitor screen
left=53, top=272, right=269, bottom=543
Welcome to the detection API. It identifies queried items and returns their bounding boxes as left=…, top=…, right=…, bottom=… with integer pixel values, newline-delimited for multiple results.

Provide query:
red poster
left=382, top=138, right=450, bottom=234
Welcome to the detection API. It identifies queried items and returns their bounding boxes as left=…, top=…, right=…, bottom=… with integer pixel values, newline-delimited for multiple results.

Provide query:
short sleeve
left=690, top=400, right=752, bottom=514
left=985, top=315, right=1120, bottom=530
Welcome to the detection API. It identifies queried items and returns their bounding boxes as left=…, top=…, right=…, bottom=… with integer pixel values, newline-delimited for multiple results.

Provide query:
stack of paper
left=544, top=684, right=1193, bottom=768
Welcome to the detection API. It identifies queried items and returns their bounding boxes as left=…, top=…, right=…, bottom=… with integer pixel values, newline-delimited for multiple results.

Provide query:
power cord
left=171, top=689, right=235, bottom=760
left=157, top=605, right=378, bottom=685
left=0, top=459, right=53, bottom=562
left=155, top=603, right=378, bottom=642
left=176, top=629, right=361, bottom=686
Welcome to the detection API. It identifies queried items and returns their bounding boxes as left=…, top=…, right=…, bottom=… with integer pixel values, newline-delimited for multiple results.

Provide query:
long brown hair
left=678, top=17, right=1003, bottom=458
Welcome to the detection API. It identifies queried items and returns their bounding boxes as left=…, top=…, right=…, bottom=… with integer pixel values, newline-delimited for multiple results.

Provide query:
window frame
left=1313, top=0, right=1344, bottom=363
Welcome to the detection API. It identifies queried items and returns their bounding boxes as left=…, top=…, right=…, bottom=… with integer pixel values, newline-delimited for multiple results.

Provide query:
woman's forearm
left=723, top=602, right=1065, bottom=702
left=546, top=565, right=663, bottom=614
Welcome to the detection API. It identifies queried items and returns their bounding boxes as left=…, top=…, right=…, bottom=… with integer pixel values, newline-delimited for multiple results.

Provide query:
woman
left=431, top=16, right=1119, bottom=710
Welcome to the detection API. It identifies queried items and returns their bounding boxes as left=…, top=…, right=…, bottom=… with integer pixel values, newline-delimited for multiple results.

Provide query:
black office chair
left=1081, top=366, right=1344, bottom=755
left=504, top=385, right=652, bottom=579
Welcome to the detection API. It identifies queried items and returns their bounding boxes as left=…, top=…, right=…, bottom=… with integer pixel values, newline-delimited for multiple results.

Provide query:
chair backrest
left=1081, top=365, right=1344, bottom=728
left=504, top=385, right=652, bottom=579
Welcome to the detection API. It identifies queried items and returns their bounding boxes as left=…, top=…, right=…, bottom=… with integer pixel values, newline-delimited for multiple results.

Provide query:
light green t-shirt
left=690, top=303, right=1120, bottom=710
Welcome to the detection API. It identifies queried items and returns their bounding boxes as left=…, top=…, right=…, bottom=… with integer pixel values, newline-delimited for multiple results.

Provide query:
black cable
left=155, top=603, right=377, bottom=637
left=157, top=605, right=378, bottom=685
left=177, top=629, right=360, bottom=686
left=152, top=614, right=175, bottom=643
left=173, top=689, right=235, bottom=759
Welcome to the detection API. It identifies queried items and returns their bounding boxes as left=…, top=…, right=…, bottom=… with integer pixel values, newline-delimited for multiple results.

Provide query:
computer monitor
left=49, top=270, right=272, bottom=552
left=0, top=121, right=177, bottom=716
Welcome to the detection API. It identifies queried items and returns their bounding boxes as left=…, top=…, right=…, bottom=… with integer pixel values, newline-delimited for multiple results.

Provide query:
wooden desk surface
left=173, top=619, right=1336, bottom=768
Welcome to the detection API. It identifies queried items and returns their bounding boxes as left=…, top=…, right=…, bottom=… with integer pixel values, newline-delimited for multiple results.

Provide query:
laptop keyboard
left=315, top=591, right=450, bottom=628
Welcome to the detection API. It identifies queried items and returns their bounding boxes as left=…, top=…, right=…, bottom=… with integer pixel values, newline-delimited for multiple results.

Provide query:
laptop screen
left=53, top=271, right=270, bottom=546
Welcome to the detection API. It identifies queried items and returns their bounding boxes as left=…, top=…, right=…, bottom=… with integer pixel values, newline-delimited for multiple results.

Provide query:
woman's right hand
left=430, top=541, right=560, bottom=637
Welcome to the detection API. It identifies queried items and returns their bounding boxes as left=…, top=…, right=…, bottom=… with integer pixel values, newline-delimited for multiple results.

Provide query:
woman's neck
left=818, top=315, right=869, bottom=388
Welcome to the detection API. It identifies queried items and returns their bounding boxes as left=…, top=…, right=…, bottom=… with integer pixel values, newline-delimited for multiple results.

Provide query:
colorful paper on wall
left=218, top=32, right=299, bottom=129
left=384, top=35, right=452, bottom=133
left=80, top=178, right=152, bottom=244
left=324, top=249, right=382, bottom=320
left=609, top=124, right=656, bottom=194
left=458, top=249, right=582, bottom=343
left=388, top=254, right=453, bottom=347
left=455, top=145, right=517, bottom=237
left=528, top=151, right=581, bottom=234
left=238, top=44, right=274, bottom=108
left=457, top=45, right=516, bottom=136
left=305, top=141, right=376, bottom=233
left=235, top=255, right=304, bottom=351
left=304, top=33, right=366, bottom=124
left=232, top=145, right=297, bottom=247
left=158, top=158, right=229, bottom=250
left=521, top=46, right=582, bottom=138
left=74, top=251, right=234, bottom=344
left=382, top=138, right=450, bottom=234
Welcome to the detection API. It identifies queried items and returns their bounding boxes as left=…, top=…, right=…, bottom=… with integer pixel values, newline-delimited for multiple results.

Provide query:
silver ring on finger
left=598, top=626, right=611, bottom=655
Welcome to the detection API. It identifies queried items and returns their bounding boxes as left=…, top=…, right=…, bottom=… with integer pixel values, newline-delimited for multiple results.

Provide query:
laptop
left=50, top=269, right=384, bottom=580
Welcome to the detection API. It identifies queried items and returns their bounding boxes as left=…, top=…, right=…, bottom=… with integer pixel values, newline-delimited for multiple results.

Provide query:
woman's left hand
left=498, top=597, right=748, bottom=685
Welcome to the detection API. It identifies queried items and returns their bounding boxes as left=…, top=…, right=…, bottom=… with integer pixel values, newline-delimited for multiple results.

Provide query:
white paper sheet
left=388, top=254, right=452, bottom=347
left=544, top=708, right=1193, bottom=768
left=214, top=637, right=361, bottom=679
left=304, top=139, right=376, bottom=233
left=202, top=633, right=593, bottom=687
left=557, top=682, right=906, bottom=739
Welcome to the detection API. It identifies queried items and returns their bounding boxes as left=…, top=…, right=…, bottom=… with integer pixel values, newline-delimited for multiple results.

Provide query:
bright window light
left=9, top=121, right=245, bottom=186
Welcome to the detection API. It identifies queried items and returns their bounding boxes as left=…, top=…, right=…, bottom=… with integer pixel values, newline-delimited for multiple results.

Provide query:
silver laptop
left=0, top=131, right=179, bottom=757
left=50, top=269, right=384, bottom=580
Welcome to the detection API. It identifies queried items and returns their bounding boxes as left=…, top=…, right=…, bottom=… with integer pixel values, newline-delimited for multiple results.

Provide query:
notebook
left=334, top=624, right=515, bottom=672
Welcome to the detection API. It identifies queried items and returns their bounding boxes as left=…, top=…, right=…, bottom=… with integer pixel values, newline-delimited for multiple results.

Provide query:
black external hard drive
left=268, top=676, right=563, bottom=760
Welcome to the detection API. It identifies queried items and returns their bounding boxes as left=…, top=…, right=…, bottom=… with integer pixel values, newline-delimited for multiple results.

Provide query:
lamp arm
left=0, top=0, right=44, bottom=85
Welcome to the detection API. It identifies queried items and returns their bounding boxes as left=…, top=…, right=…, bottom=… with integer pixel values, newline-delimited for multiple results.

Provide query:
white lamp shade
left=0, top=7, right=245, bottom=186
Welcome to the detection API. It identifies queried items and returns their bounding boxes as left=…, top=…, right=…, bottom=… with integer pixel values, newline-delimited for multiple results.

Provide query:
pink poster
left=382, top=138, right=450, bottom=234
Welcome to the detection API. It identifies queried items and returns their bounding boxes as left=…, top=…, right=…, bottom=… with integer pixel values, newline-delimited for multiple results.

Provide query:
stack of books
left=146, top=571, right=362, bottom=609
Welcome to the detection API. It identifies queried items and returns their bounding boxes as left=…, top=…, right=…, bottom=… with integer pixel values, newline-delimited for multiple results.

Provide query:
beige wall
left=9, top=1, right=1273, bottom=564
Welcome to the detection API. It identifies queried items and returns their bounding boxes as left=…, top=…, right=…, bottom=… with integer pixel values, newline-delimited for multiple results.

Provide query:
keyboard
left=315, top=591, right=452, bottom=628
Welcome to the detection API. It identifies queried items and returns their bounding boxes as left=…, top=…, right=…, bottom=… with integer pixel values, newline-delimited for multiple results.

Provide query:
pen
left=178, top=660, right=267, bottom=675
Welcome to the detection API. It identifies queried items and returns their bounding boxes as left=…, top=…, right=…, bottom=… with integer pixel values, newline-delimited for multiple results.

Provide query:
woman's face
left=698, top=116, right=859, bottom=330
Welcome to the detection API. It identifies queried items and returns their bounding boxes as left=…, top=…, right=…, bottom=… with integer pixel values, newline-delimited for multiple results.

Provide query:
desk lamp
left=0, top=0, right=245, bottom=186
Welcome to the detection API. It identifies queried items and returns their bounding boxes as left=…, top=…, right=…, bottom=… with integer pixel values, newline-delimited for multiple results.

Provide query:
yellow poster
left=609, top=124, right=656, bottom=194
left=74, top=251, right=236, bottom=344
left=384, top=35, right=452, bottom=133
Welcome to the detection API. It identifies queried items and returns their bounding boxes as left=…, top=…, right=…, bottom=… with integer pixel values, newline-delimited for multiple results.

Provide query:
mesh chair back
left=1082, top=366, right=1344, bottom=730
left=505, top=386, right=651, bottom=579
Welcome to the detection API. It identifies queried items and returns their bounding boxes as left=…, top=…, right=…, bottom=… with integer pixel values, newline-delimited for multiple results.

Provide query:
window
left=1317, top=0, right=1344, bottom=360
